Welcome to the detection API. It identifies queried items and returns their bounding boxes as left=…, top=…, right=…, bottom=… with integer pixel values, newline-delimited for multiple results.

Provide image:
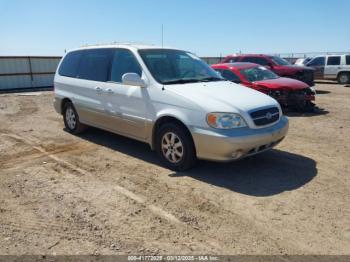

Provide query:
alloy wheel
left=65, top=107, right=76, bottom=130
left=161, top=132, right=184, bottom=163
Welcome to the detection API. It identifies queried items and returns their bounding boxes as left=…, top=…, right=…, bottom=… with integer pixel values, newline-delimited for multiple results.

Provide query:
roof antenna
left=161, top=24, right=164, bottom=48
left=161, top=24, right=165, bottom=91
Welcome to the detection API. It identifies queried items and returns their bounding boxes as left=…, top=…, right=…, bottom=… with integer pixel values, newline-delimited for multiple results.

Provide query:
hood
left=165, top=81, right=279, bottom=114
left=254, top=77, right=309, bottom=90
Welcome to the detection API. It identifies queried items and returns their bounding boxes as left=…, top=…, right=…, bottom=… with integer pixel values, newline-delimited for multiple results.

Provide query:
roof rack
left=80, top=42, right=155, bottom=47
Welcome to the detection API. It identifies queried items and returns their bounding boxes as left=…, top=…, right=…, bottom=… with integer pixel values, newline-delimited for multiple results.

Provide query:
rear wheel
left=63, top=101, right=87, bottom=134
left=337, top=72, right=350, bottom=85
left=156, top=123, right=196, bottom=171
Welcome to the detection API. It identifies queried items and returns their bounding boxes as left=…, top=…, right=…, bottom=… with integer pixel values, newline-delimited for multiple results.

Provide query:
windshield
left=138, top=49, right=223, bottom=84
left=270, top=56, right=290, bottom=66
left=240, top=66, right=279, bottom=82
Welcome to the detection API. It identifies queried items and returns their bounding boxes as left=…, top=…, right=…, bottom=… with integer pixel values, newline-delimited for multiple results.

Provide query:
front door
left=307, top=57, right=325, bottom=79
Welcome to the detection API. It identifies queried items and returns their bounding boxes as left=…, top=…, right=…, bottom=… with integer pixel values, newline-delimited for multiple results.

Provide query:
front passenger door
left=307, top=57, right=325, bottom=79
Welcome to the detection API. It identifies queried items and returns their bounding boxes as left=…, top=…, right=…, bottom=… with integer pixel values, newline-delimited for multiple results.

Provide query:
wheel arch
left=337, top=71, right=350, bottom=84
left=337, top=71, right=350, bottom=78
left=61, top=98, right=72, bottom=115
left=151, top=115, right=195, bottom=152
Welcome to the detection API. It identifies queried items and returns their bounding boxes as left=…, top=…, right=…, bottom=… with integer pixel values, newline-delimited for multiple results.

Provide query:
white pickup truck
left=306, top=54, right=350, bottom=84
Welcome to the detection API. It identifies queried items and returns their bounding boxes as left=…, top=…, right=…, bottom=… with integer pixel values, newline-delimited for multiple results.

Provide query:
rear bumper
left=53, top=97, right=62, bottom=114
left=190, top=116, right=289, bottom=162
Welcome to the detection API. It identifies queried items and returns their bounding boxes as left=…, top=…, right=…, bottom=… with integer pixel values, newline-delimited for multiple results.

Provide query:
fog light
left=232, top=149, right=244, bottom=159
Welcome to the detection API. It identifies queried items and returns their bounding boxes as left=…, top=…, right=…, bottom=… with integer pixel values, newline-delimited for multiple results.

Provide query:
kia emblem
left=266, top=112, right=272, bottom=120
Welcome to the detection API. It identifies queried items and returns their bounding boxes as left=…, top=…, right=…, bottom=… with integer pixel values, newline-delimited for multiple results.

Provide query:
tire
left=156, top=122, right=197, bottom=171
left=63, top=101, right=87, bottom=134
left=337, top=72, right=350, bottom=85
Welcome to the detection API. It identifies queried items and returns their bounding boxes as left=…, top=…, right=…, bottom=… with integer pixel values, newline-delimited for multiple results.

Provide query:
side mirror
left=122, top=73, right=146, bottom=87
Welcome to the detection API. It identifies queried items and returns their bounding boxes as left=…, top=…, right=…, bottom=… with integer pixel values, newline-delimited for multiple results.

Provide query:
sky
left=1, top=0, right=349, bottom=56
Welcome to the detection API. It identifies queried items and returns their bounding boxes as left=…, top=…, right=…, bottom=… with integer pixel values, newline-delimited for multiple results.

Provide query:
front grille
left=250, top=107, right=280, bottom=126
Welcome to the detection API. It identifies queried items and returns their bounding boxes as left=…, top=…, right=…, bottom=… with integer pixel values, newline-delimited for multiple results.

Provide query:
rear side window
left=346, top=55, right=350, bottom=65
left=110, top=49, right=142, bottom=82
left=241, top=57, right=269, bottom=66
left=59, top=51, right=82, bottom=77
left=77, top=49, right=113, bottom=82
left=327, top=56, right=341, bottom=66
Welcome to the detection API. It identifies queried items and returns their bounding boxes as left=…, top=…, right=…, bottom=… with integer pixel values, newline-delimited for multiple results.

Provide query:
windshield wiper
left=162, top=79, right=201, bottom=85
left=198, top=77, right=225, bottom=82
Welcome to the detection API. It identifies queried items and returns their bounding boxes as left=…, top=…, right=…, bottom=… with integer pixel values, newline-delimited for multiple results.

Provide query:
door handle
left=106, top=88, right=114, bottom=94
left=95, top=87, right=102, bottom=92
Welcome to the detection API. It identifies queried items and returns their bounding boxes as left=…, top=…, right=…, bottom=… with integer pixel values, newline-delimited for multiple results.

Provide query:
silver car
left=306, top=54, right=350, bottom=84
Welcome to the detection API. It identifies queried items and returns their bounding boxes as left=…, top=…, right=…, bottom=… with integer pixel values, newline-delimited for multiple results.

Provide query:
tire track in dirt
left=1, top=133, right=224, bottom=253
left=1, top=134, right=183, bottom=225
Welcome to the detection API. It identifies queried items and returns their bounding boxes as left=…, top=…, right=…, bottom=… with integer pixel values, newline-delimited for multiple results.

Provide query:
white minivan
left=54, top=44, right=289, bottom=170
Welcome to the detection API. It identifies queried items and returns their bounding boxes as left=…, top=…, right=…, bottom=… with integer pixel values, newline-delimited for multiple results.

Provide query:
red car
left=221, top=54, right=315, bottom=86
left=212, top=62, right=316, bottom=110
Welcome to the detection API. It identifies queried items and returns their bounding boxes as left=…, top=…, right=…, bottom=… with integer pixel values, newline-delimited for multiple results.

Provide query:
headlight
left=206, top=113, right=247, bottom=129
left=309, top=87, right=316, bottom=94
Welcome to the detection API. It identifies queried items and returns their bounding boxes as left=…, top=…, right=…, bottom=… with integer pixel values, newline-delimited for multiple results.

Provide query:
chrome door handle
left=106, top=88, right=114, bottom=94
left=95, top=87, right=102, bottom=92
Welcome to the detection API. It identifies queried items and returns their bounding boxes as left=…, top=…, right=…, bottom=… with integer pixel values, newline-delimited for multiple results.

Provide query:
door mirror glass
left=122, top=73, right=146, bottom=87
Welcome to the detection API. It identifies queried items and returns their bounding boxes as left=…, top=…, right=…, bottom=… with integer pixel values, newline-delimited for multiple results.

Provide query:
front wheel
left=156, top=123, right=197, bottom=171
left=337, top=72, right=350, bottom=85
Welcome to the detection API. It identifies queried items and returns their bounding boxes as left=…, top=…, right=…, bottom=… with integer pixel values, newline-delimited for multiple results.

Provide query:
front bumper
left=190, top=116, right=289, bottom=162
left=268, top=88, right=316, bottom=109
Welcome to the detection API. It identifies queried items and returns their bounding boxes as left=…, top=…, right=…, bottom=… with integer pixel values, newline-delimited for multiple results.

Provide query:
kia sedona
left=54, top=44, right=289, bottom=171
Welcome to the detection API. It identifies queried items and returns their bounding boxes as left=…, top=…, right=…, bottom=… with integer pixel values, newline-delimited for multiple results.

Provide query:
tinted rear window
left=77, top=49, right=113, bottom=82
left=327, top=56, right=341, bottom=66
left=58, top=51, right=82, bottom=77
left=346, top=55, right=350, bottom=65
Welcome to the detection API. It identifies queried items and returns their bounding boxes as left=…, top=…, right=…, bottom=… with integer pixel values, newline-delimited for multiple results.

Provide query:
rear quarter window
left=58, top=51, right=82, bottom=78
left=346, top=55, right=350, bottom=65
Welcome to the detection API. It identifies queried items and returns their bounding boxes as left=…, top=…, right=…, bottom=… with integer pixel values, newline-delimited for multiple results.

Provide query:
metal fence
left=0, top=56, right=61, bottom=91
left=1, top=52, right=349, bottom=91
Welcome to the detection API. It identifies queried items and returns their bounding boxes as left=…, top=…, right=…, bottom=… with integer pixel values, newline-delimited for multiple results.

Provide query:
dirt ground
left=0, top=82, right=349, bottom=255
